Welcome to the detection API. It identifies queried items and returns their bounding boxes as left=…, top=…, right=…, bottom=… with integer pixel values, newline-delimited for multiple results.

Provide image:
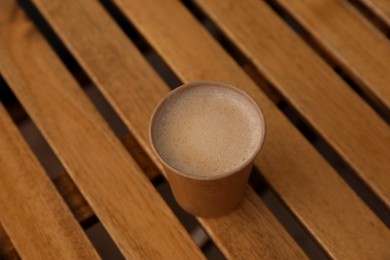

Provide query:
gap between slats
left=0, top=224, right=19, bottom=260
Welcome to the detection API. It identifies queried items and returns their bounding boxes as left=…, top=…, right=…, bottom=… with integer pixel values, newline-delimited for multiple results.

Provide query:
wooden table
left=0, top=0, right=389, bottom=259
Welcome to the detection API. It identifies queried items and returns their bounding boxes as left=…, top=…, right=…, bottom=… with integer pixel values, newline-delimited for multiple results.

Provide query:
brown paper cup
left=149, top=81, right=266, bottom=218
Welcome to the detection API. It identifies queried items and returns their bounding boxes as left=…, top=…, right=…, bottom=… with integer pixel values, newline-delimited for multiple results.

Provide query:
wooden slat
left=0, top=104, right=99, bottom=259
left=0, top=2, right=203, bottom=259
left=30, top=0, right=307, bottom=258
left=194, top=0, right=390, bottom=208
left=109, top=0, right=390, bottom=258
left=359, top=0, right=390, bottom=27
left=273, top=0, right=390, bottom=112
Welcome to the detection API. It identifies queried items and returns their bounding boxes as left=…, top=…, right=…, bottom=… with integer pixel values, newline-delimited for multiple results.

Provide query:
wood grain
left=30, top=0, right=307, bottom=258
left=273, top=0, right=390, bottom=112
left=0, top=104, right=99, bottom=259
left=111, top=0, right=390, bottom=258
left=359, top=0, right=390, bottom=27
left=0, top=2, right=203, bottom=259
left=195, top=0, right=390, bottom=208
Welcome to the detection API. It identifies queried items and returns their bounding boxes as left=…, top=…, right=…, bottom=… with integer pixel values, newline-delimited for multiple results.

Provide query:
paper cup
left=149, top=81, right=266, bottom=218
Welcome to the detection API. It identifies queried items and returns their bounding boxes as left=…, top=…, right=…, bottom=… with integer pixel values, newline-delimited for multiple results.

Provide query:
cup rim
left=149, top=80, right=266, bottom=181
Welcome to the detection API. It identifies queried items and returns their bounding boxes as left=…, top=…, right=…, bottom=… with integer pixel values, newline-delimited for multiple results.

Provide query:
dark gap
left=279, top=104, right=390, bottom=228
left=86, top=222, right=125, bottom=260
left=261, top=188, right=330, bottom=259
left=264, top=0, right=390, bottom=123
left=0, top=78, right=65, bottom=179
left=144, top=52, right=182, bottom=88
left=0, top=224, right=21, bottom=260
left=81, top=215, right=99, bottom=230
left=334, top=68, right=390, bottom=124
left=99, top=0, right=182, bottom=88
left=182, top=0, right=249, bottom=66
left=156, top=182, right=225, bottom=259
left=0, top=75, right=28, bottom=123
left=241, top=63, right=283, bottom=105
left=249, top=170, right=329, bottom=259
left=17, top=120, right=65, bottom=179
left=248, top=167, right=268, bottom=195
left=313, top=139, right=390, bottom=228
left=84, top=86, right=128, bottom=138
left=201, top=240, right=226, bottom=260
left=278, top=101, right=319, bottom=143
left=18, top=0, right=90, bottom=87
left=347, top=0, right=390, bottom=36
left=99, top=0, right=148, bottom=53
left=151, top=174, right=166, bottom=187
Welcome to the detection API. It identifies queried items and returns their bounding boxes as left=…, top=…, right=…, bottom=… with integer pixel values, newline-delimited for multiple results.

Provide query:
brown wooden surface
left=359, top=0, right=390, bottom=26
left=30, top=0, right=307, bottom=258
left=195, top=0, right=390, bottom=208
left=0, top=104, right=99, bottom=259
left=111, top=0, right=390, bottom=258
left=274, top=0, right=390, bottom=113
left=0, top=2, right=203, bottom=259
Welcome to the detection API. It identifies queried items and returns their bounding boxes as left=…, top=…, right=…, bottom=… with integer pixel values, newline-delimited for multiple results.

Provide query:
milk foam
left=153, top=85, right=263, bottom=177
